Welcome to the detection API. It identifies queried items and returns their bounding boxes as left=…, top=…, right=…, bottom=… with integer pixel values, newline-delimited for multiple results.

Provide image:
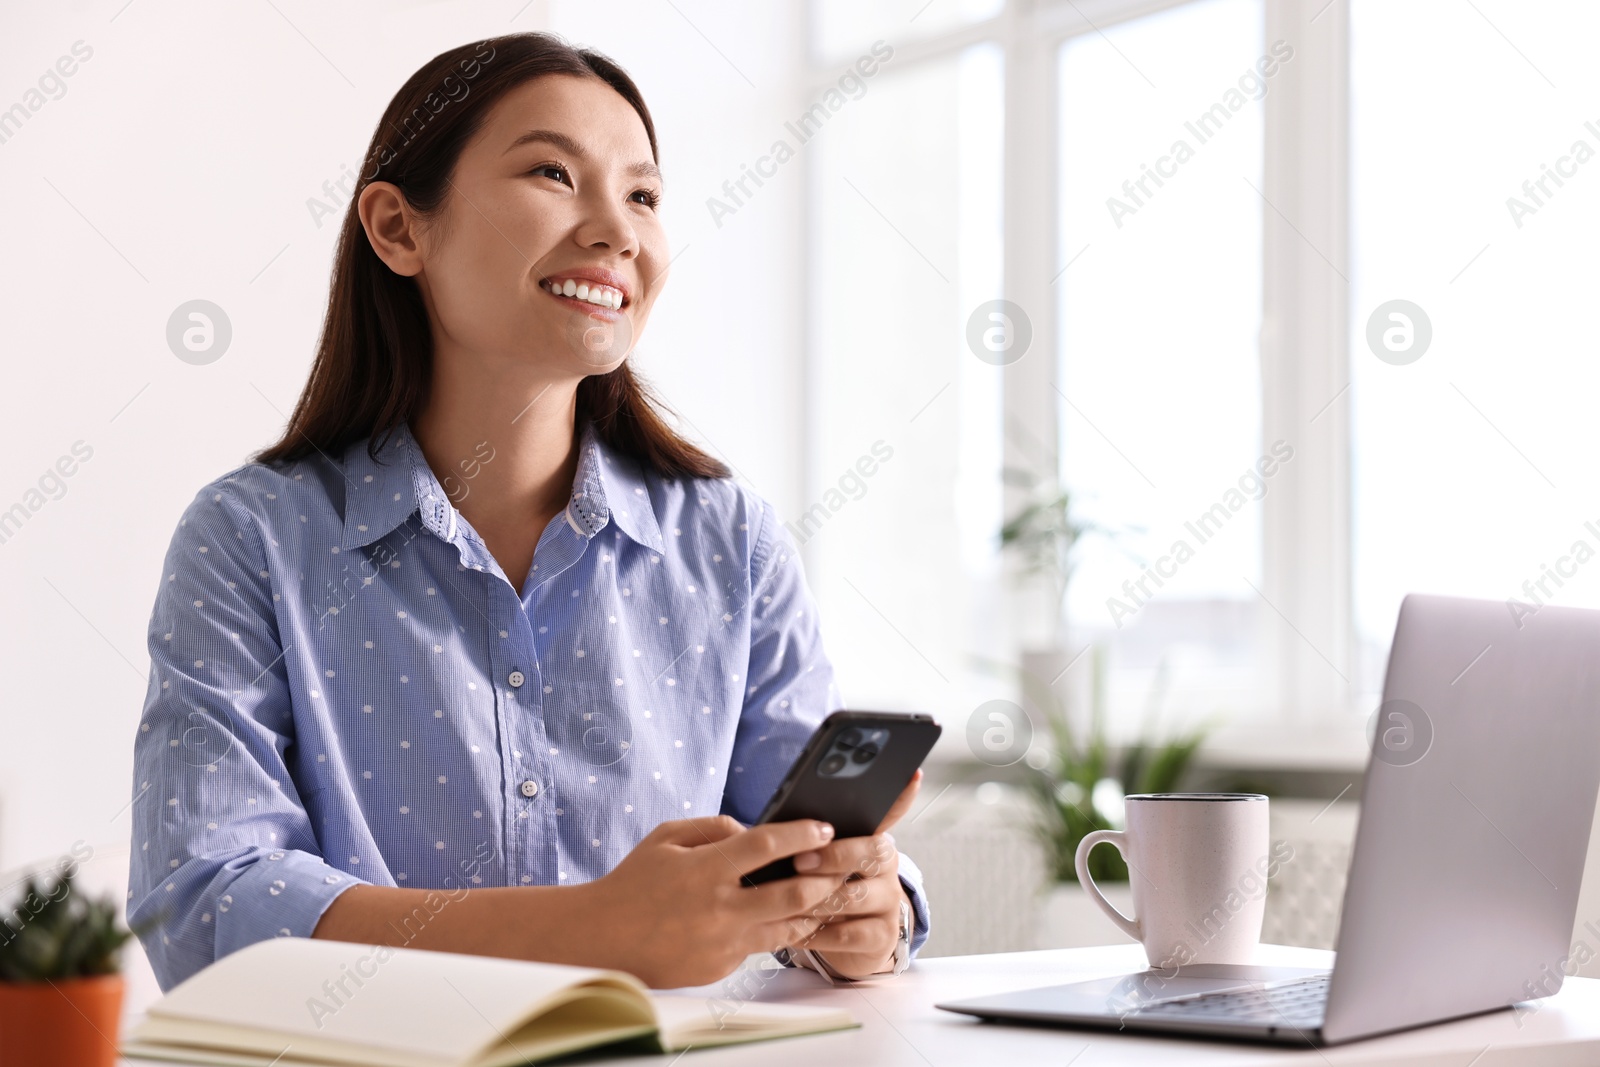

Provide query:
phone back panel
left=744, top=711, right=940, bottom=884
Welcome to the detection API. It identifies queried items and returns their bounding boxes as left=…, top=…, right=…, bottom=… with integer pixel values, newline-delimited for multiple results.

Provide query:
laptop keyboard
left=1135, top=974, right=1330, bottom=1030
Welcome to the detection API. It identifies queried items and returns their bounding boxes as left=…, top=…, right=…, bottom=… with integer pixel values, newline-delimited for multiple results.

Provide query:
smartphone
left=742, top=710, right=942, bottom=886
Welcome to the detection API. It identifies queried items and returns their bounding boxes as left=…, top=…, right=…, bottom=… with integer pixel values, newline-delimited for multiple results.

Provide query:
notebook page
left=136, top=938, right=648, bottom=1064
left=648, top=994, right=857, bottom=1050
left=128, top=990, right=658, bottom=1067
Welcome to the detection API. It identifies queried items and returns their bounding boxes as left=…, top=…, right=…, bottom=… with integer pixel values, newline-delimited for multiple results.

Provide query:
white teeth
left=547, top=279, right=624, bottom=309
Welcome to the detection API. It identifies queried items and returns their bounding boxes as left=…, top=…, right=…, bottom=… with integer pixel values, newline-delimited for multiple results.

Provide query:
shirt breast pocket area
left=540, top=681, right=637, bottom=769
left=539, top=674, right=733, bottom=784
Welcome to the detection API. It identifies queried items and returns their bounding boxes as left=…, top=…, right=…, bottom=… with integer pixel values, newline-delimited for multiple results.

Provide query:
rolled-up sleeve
left=128, top=486, right=364, bottom=990
left=720, top=497, right=932, bottom=957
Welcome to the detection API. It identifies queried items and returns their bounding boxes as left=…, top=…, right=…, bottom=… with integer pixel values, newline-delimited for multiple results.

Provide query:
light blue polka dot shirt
left=128, top=419, right=929, bottom=991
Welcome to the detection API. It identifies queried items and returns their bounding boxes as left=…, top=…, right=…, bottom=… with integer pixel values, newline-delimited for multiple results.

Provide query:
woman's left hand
left=786, top=770, right=922, bottom=978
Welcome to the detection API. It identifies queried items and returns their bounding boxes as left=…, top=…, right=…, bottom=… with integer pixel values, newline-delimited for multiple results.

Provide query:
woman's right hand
left=577, top=815, right=845, bottom=988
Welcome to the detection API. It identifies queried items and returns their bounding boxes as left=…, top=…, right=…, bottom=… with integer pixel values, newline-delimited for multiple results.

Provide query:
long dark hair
left=253, top=33, right=728, bottom=480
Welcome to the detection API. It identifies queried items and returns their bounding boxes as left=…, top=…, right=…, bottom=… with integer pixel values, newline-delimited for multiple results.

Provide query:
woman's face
left=397, top=74, right=667, bottom=376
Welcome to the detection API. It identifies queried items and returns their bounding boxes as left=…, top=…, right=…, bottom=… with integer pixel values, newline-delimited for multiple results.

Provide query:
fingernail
left=794, top=851, right=821, bottom=871
left=817, top=822, right=835, bottom=841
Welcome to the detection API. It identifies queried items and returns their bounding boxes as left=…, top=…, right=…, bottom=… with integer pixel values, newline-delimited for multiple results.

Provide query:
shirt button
left=508, top=670, right=526, bottom=688
left=520, top=779, right=540, bottom=798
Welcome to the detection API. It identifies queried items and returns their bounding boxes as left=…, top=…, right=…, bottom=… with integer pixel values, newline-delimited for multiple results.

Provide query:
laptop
left=937, top=593, right=1600, bottom=1046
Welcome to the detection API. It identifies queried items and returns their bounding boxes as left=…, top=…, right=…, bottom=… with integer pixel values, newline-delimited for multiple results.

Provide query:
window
left=800, top=0, right=1391, bottom=756
left=805, top=38, right=1007, bottom=723
left=1057, top=0, right=1269, bottom=729
left=1350, top=1, right=1600, bottom=700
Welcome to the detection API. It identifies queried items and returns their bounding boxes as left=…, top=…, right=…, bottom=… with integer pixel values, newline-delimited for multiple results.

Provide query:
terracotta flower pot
left=0, top=973, right=125, bottom=1067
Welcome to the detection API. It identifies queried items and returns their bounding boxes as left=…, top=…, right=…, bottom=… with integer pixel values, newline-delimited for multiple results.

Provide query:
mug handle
left=1074, top=829, right=1142, bottom=942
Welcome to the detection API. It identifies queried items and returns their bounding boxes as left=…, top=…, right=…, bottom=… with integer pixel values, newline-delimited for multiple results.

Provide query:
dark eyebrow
left=504, top=128, right=661, bottom=182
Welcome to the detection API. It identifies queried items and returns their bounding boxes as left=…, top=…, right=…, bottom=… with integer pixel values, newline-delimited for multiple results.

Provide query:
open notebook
left=121, top=938, right=857, bottom=1067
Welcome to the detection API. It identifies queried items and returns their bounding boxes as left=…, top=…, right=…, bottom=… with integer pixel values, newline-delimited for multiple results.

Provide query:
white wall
left=0, top=0, right=806, bottom=874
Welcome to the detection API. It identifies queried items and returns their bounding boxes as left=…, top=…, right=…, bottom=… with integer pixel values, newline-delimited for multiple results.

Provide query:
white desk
left=118, top=944, right=1600, bottom=1066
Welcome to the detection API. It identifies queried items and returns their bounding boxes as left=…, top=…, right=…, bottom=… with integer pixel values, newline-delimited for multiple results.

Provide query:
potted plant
left=0, top=866, right=144, bottom=1067
left=1022, top=652, right=1210, bottom=948
left=998, top=469, right=1209, bottom=944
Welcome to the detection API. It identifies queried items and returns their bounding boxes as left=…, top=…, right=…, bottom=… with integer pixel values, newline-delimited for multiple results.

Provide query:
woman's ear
left=359, top=181, right=425, bottom=277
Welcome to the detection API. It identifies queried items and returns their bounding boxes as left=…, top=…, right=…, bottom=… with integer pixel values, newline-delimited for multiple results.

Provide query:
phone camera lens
left=837, top=728, right=863, bottom=749
left=820, top=753, right=848, bottom=776
left=851, top=743, right=879, bottom=764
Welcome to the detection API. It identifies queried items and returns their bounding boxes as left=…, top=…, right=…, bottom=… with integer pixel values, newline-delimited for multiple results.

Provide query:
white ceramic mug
left=1074, top=793, right=1274, bottom=969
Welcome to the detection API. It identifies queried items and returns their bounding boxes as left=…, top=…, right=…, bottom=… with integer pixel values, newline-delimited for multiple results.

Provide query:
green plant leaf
left=0, top=868, right=135, bottom=982
left=1139, top=732, right=1208, bottom=794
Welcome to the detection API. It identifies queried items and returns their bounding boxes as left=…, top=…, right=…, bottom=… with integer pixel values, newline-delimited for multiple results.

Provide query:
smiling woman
left=127, top=32, right=928, bottom=994
left=253, top=35, right=709, bottom=497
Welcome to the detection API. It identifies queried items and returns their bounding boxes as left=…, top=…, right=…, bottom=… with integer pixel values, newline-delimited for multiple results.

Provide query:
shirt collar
left=338, top=420, right=665, bottom=554
left=567, top=422, right=667, bottom=553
